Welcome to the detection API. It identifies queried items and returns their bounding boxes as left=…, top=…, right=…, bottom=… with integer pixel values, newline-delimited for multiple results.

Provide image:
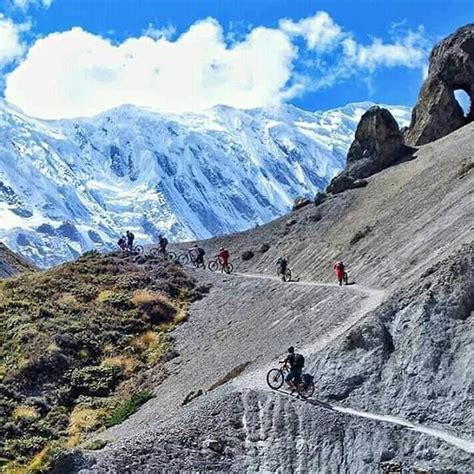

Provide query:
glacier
left=0, top=100, right=410, bottom=267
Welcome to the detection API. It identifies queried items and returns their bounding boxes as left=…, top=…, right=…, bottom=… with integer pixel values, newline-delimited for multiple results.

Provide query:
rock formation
left=0, top=242, right=35, bottom=277
left=405, top=24, right=474, bottom=145
left=327, top=106, right=407, bottom=194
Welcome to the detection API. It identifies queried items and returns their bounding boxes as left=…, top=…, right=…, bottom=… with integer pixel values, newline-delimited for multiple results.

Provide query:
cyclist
left=158, top=234, right=169, bottom=254
left=189, top=244, right=206, bottom=266
left=282, top=346, right=305, bottom=389
left=275, top=256, right=288, bottom=277
left=333, top=260, right=346, bottom=286
left=217, top=247, right=230, bottom=271
left=117, top=235, right=127, bottom=252
left=126, top=230, right=135, bottom=251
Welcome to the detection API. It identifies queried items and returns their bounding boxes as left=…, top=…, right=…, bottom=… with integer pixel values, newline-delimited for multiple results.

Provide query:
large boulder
left=327, top=107, right=407, bottom=194
left=405, top=24, right=474, bottom=145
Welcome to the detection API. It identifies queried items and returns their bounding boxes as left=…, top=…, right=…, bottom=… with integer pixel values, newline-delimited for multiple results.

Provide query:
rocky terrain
left=66, top=91, right=473, bottom=474
left=1, top=22, right=472, bottom=474
left=405, top=23, right=474, bottom=145
left=0, top=242, right=35, bottom=277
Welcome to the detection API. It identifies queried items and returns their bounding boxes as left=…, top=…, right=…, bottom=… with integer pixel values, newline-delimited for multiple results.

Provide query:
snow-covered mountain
left=0, top=100, right=410, bottom=267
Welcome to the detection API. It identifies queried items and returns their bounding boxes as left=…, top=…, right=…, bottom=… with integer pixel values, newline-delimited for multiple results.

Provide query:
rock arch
left=404, top=24, right=474, bottom=146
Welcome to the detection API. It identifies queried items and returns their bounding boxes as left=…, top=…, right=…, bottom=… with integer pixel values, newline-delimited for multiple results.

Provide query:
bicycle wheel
left=297, top=380, right=315, bottom=399
left=135, top=245, right=144, bottom=255
left=224, top=262, right=234, bottom=274
left=178, top=253, right=189, bottom=265
left=266, top=369, right=284, bottom=390
left=167, top=251, right=177, bottom=261
left=285, top=269, right=292, bottom=282
left=150, top=247, right=160, bottom=257
left=208, top=260, right=219, bottom=272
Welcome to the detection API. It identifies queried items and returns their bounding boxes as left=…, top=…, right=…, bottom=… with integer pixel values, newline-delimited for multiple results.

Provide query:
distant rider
left=333, top=261, right=346, bottom=286
left=158, top=234, right=169, bottom=254
left=217, top=247, right=230, bottom=270
left=282, top=346, right=305, bottom=389
left=275, top=256, right=288, bottom=276
left=118, top=235, right=127, bottom=252
left=189, top=244, right=206, bottom=266
left=126, top=230, right=135, bottom=251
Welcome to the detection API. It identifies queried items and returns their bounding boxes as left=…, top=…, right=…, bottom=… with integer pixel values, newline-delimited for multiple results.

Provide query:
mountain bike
left=178, top=250, right=206, bottom=269
left=266, top=362, right=314, bottom=399
left=208, top=258, right=234, bottom=274
left=150, top=246, right=177, bottom=261
left=128, top=244, right=144, bottom=256
left=277, top=265, right=292, bottom=282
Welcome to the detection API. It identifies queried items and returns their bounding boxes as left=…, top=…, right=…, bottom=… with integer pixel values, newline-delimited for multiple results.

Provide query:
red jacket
left=333, top=262, right=345, bottom=279
left=218, top=249, right=230, bottom=263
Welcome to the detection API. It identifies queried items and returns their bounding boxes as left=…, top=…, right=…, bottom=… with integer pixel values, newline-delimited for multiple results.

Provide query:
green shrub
left=104, top=390, right=154, bottom=428
left=70, top=366, right=122, bottom=397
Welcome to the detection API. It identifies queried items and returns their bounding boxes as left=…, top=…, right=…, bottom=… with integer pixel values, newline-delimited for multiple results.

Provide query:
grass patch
left=12, top=406, right=39, bottom=421
left=104, top=390, right=154, bottom=428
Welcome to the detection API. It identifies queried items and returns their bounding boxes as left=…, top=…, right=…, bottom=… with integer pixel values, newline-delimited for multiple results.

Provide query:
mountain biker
left=217, top=247, right=230, bottom=269
left=275, top=256, right=288, bottom=275
left=333, top=261, right=346, bottom=286
left=189, top=244, right=206, bottom=266
left=158, top=234, right=168, bottom=254
left=126, top=230, right=135, bottom=251
left=118, top=235, right=127, bottom=252
left=282, top=346, right=305, bottom=389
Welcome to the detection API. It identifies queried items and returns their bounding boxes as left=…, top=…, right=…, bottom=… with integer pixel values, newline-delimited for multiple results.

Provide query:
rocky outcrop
left=405, top=24, right=474, bottom=145
left=0, top=242, right=36, bottom=277
left=327, top=107, right=408, bottom=194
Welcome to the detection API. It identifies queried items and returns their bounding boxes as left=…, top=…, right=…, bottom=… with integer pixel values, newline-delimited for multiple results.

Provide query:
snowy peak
left=0, top=101, right=410, bottom=267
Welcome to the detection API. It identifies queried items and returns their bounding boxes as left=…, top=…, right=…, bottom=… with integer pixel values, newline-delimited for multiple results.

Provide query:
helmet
left=220, top=247, right=225, bottom=251
left=287, top=346, right=295, bottom=353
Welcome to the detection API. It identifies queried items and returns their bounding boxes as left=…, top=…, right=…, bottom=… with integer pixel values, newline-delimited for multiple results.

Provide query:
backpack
left=162, top=237, right=168, bottom=246
left=198, top=248, right=205, bottom=257
left=294, top=353, right=305, bottom=368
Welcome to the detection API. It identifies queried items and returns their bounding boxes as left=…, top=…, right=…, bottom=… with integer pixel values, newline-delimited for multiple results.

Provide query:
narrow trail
left=277, top=391, right=474, bottom=455
left=228, top=272, right=474, bottom=456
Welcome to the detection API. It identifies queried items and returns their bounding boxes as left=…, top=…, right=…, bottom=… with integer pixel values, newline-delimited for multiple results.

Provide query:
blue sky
left=0, top=0, right=472, bottom=118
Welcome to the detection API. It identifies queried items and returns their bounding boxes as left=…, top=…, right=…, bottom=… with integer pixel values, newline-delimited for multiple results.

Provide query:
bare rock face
left=0, top=242, right=36, bottom=277
left=405, top=24, right=474, bottom=145
left=327, top=106, right=407, bottom=194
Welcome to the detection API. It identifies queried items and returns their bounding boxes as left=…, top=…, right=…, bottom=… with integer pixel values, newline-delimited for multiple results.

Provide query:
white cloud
left=5, top=20, right=297, bottom=119
left=142, top=23, right=176, bottom=41
left=12, top=0, right=52, bottom=9
left=3, top=13, right=430, bottom=119
left=0, top=15, right=26, bottom=68
left=279, top=11, right=343, bottom=52
left=341, top=28, right=429, bottom=71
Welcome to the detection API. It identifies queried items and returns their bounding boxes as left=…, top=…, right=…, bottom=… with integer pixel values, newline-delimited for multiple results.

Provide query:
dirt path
left=229, top=272, right=474, bottom=456
left=273, top=390, right=474, bottom=455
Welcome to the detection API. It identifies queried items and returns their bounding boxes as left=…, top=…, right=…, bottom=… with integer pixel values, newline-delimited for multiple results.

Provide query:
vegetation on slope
left=0, top=251, right=206, bottom=471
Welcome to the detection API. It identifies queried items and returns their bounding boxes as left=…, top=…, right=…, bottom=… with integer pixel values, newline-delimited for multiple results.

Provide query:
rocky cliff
left=405, top=23, right=474, bottom=145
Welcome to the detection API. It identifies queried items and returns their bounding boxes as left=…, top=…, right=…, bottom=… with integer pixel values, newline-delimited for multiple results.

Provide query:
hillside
left=0, top=100, right=409, bottom=268
left=0, top=251, right=207, bottom=472
left=69, top=121, right=474, bottom=472
left=0, top=242, right=35, bottom=278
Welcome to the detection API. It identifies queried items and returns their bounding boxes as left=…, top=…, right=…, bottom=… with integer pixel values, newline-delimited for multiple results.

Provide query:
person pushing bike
left=217, top=247, right=230, bottom=270
left=276, top=256, right=288, bottom=274
left=282, top=346, right=305, bottom=389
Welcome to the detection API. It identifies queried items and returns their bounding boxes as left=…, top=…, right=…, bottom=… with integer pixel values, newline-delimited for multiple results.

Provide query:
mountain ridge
left=0, top=99, right=410, bottom=267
